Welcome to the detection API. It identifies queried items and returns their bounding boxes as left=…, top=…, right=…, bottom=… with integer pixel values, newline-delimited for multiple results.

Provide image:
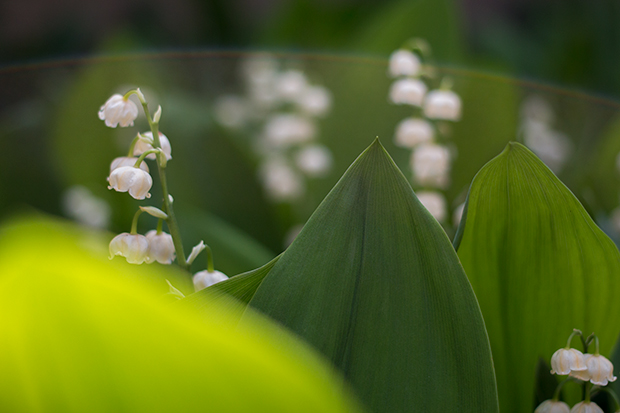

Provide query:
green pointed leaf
left=0, top=217, right=361, bottom=412
left=455, top=142, right=620, bottom=413
left=242, top=140, right=499, bottom=413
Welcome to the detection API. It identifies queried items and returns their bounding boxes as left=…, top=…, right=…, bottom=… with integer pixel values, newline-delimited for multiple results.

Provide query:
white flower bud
left=295, top=145, right=333, bottom=178
left=569, top=354, right=617, bottom=386
left=107, top=166, right=153, bottom=200
left=423, top=89, right=462, bottom=121
left=98, top=94, right=139, bottom=128
left=551, top=347, right=588, bottom=375
left=263, top=114, right=316, bottom=147
left=394, top=118, right=434, bottom=148
left=570, top=401, right=604, bottom=413
left=152, top=105, right=162, bottom=123
left=133, top=131, right=172, bottom=160
left=276, top=70, right=308, bottom=101
left=388, top=49, right=421, bottom=77
left=187, top=241, right=206, bottom=265
left=193, top=270, right=229, bottom=291
left=145, top=230, right=175, bottom=264
left=411, top=143, right=451, bottom=189
left=259, top=158, right=305, bottom=202
left=416, top=191, right=447, bottom=222
left=110, top=156, right=149, bottom=173
left=109, top=233, right=149, bottom=264
left=296, top=86, right=332, bottom=117
left=389, top=78, right=427, bottom=106
left=535, top=400, right=570, bottom=413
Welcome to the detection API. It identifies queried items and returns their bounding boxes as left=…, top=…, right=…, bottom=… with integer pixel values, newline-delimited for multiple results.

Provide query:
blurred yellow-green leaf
left=0, top=217, right=361, bottom=413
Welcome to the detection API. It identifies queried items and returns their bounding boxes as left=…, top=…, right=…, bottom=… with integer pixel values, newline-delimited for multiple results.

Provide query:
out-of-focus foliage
left=455, top=143, right=620, bottom=413
left=0, top=216, right=362, bottom=413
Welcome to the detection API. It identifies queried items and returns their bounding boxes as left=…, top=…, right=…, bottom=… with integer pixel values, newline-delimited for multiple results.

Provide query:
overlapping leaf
left=0, top=217, right=360, bottom=413
left=234, top=140, right=498, bottom=412
left=455, top=142, right=620, bottom=413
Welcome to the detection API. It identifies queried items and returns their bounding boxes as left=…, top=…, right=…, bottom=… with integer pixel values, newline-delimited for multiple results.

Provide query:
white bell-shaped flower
left=388, top=49, right=421, bottom=77
left=259, top=158, right=305, bottom=202
left=98, top=94, right=139, bottom=128
left=389, top=78, right=427, bottom=106
left=423, top=89, right=462, bottom=121
left=411, top=143, right=451, bottom=189
left=145, top=230, right=175, bottom=264
left=263, top=114, right=316, bottom=147
left=107, top=166, right=153, bottom=200
left=570, top=401, right=604, bottom=413
left=133, top=131, right=172, bottom=160
left=295, top=145, right=333, bottom=178
left=193, top=270, right=229, bottom=291
left=416, top=191, right=447, bottom=222
left=394, top=118, right=434, bottom=148
left=551, top=348, right=588, bottom=375
left=296, top=86, right=332, bottom=117
left=109, top=156, right=149, bottom=173
left=570, top=354, right=617, bottom=386
left=109, top=233, right=149, bottom=264
left=276, top=70, right=308, bottom=101
left=534, top=400, right=570, bottom=413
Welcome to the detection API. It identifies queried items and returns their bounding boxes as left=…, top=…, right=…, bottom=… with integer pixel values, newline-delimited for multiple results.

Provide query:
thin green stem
left=567, top=330, right=583, bottom=349
left=127, top=134, right=141, bottom=157
left=594, top=336, right=600, bottom=355
left=585, top=382, right=593, bottom=403
left=134, top=149, right=160, bottom=167
left=130, top=209, right=143, bottom=235
left=141, top=101, right=189, bottom=273
left=205, top=244, right=214, bottom=272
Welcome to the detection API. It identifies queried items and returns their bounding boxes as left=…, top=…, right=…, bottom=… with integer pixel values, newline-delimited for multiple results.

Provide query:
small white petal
left=193, top=270, right=229, bottom=291
left=411, top=143, right=451, bottom=189
left=423, top=90, right=461, bottom=121
left=535, top=400, right=570, bottom=413
left=133, top=131, right=172, bottom=160
left=570, top=401, right=604, bottom=413
left=388, top=49, right=421, bottom=77
left=107, top=166, right=153, bottom=200
left=394, top=118, right=434, bottom=148
left=187, top=241, right=206, bottom=265
left=98, top=94, right=139, bottom=128
left=145, top=230, right=175, bottom=264
left=109, top=233, right=149, bottom=264
left=389, top=78, right=427, bottom=106
left=110, top=157, right=149, bottom=173
left=552, top=348, right=588, bottom=375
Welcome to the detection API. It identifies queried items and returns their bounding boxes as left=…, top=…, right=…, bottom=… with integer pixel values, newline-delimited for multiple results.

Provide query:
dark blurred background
left=3, top=0, right=620, bottom=276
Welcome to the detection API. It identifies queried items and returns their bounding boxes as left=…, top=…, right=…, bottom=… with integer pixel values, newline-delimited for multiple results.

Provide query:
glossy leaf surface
left=455, top=142, right=620, bottom=413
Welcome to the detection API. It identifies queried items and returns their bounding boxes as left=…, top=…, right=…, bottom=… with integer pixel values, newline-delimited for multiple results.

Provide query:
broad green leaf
left=242, top=140, right=499, bottom=413
left=0, top=217, right=361, bottom=413
left=455, top=142, right=620, bottom=413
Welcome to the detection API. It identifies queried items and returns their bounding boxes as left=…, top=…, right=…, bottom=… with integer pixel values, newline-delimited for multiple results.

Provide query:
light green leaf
left=0, top=217, right=361, bottom=413
left=455, top=142, right=620, bottom=413
left=242, top=140, right=499, bottom=413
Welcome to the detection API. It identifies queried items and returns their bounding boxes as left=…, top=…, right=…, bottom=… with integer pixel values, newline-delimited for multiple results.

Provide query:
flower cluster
left=99, top=89, right=227, bottom=290
left=387, top=40, right=462, bottom=224
left=214, top=55, right=334, bottom=204
left=536, top=330, right=617, bottom=413
left=520, top=95, right=572, bottom=173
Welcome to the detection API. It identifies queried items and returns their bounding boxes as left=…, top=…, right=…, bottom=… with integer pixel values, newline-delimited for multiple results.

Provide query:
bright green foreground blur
left=0, top=217, right=361, bottom=413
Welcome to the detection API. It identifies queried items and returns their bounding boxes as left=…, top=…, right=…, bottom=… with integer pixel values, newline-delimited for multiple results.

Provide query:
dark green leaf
left=243, top=139, right=499, bottom=413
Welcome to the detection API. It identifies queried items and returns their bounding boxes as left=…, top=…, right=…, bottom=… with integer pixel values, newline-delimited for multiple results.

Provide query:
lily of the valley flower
left=133, top=132, right=172, bottom=160
left=394, top=118, right=434, bottom=148
left=388, top=49, right=421, bottom=78
left=145, top=230, right=176, bottom=264
left=550, top=347, right=588, bottom=375
left=570, top=401, right=604, bottom=413
left=108, top=166, right=153, bottom=200
left=389, top=78, right=427, bottom=106
left=569, top=354, right=617, bottom=386
left=110, top=156, right=149, bottom=173
left=423, top=89, right=462, bottom=121
left=193, top=270, right=229, bottom=291
left=98, top=94, right=139, bottom=128
left=534, top=400, right=570, bottom=413
left=109, top=233, right=149, bottom=264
